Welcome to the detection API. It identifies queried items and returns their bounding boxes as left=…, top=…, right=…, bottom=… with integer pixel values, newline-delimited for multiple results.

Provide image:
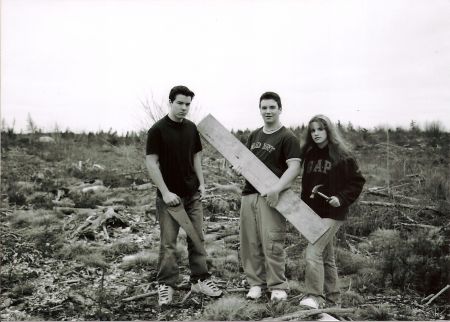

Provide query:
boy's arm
left=145, top=154, right=181, bottom=206
left=193, top=151, right=206, bottom=199
left=263, top=159, right=301, bottom=207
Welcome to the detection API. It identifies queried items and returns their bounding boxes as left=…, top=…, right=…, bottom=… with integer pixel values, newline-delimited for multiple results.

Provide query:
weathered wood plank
left=198, top=114, right=331, bottom=244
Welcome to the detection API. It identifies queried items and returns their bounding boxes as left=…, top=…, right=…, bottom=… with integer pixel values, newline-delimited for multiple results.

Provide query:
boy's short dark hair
left=169, top=85, right=195, bottom=102
left=259, top=91, right=282, bottom=109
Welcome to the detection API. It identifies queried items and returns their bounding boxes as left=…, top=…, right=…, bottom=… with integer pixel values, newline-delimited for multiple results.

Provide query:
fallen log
left=264, top=308, right=356, bottom=321
left=359, top=200, right=439, bottom=212
left=132, top=183, right=153, bottom=191
left=367, top=183, right=412, bottom=193
left=52, top=200, right=76, bottom=208
left=82, top=185, right=107, bottom=193
left=54, top=207, right=96, bottom=216
left=424, top=284, right=450, bottom=306
left=396, top=222, right=439, bottom=230
left=365, top=190, right=420, bottom=202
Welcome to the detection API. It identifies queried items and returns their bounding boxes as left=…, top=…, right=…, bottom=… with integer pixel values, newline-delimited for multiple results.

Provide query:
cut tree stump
left=198, top=114, right=330, bottom=244
left=70, top=207, right=129, bottom=239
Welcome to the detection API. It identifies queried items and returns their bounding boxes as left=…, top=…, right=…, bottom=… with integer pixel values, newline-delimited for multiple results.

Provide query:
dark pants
left=156, top=192, right=210, bottom=286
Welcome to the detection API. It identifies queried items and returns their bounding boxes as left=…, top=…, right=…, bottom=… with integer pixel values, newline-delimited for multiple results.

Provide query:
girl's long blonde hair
left=300, top=114, right=353, bottom=164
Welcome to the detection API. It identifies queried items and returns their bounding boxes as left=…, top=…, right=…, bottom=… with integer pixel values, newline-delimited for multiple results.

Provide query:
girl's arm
left=335, top=157, right=366, bottom=207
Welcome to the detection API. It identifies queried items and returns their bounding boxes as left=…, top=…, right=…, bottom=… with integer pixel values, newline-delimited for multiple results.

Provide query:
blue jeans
left=156, top=192, right=210, bottom=286
left=305, top=218, right=343, bottom=302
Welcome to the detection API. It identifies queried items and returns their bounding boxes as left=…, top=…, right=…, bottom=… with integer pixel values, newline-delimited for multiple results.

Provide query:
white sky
left=2, top=0, right=450, bottom=133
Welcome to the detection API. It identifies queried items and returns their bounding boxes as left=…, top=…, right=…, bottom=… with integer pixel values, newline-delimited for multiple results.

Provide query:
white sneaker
left=158, top=284, right=174, bottom=306
left=318, top=313, right=339, bottom=321
left=300, top=296, right=319, bottom=309
left=246, top=286, right=262, bottom=299
left=191, top=279, right=222, bottom=297
left=270, top=289, right=288, bottom=301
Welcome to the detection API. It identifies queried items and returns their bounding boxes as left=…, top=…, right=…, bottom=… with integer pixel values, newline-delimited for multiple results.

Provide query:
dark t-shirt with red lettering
left=242, top=126, right=301, bottom=195
left=146, top=115, right=202, bottom=198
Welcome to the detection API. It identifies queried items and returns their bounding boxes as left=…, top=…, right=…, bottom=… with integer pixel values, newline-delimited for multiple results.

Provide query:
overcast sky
left=2, top=0, right=450, bottom=134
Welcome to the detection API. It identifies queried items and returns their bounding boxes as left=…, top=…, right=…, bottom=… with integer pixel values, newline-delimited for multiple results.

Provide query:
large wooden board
left=198, top=114, right=331, bottom=244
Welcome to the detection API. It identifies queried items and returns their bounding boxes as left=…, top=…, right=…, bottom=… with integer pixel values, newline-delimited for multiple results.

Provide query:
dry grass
left=201, top=295, right=266, bottom=320
left=120, top=250, right=159, bottom=271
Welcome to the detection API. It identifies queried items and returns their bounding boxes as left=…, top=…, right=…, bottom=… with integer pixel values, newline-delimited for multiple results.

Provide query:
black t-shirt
left=146, top=115, right=202, bottom=198
left=242, top=126, right=301, bottom=195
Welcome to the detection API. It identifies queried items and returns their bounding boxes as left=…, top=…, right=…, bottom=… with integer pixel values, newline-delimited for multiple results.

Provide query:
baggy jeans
left=240, top=193, right=288, bottom=290
left=305, top=218, right=343, bottom=302
left=156, top=192, right=209, bottom=286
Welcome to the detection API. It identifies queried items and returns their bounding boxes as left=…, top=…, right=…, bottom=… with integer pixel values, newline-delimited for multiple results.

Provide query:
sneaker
left=300, top=296, right=320, bottom=309
left=246, top=286, right=262, bottom=299
left=191, top=279, right=222, bottom=297
left=158, top=284, right=174, bottom=306
left=318, top=313, right=339, bottom=321
left=270, top=289, right=288, bottom=301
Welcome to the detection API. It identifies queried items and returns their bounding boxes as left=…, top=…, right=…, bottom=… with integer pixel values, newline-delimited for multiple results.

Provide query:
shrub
left=77, top=253, right=109, bottom=270
left=341, top=290, right=364, bottom=307
left=25, top=223, right=64, bottom=257
left=6, top=181, right=29, bottom=206
left=346, top=205, right=398, bottom=236
left=10, top=211, right=35, bottom=229
left=358, top=304, right=393, bottom=321
left=10, top=281, right=35, bottom=298
left=265, top=299, right=299, bottom=318
left=352, top=267, right=384, bottom=293
left=423, top=169, right=449, bottom=201
left=27, top=192, right=54, bottom=209
left=103, top=241, right=140, bottom=257
left=201, top=296, right=265, bottom=320
left=120, top=250, right=159, bottom=271
left=212, top=253, right=240, bottom=278
left=369, top=227, right=450, bottom=294
left=336, top=247, right=371, bottom=275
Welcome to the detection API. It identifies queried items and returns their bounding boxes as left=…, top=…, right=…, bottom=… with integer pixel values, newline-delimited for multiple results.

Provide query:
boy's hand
left=163, top=192, right=181, bottom=206
left=198, top=184, right=206, bottom=200
left=328, top=196, right=341, bottom=207
left=262, top=188, right=281, bottom=208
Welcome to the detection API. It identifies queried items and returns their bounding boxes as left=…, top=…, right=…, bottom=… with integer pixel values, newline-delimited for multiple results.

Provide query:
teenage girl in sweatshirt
left=299, top=115, right=365, bottom=309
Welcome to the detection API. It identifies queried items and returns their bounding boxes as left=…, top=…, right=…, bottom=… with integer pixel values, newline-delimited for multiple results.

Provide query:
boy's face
left=169, top=94, right=192, bottom=121
left=259, top=99, right=281, bottom=125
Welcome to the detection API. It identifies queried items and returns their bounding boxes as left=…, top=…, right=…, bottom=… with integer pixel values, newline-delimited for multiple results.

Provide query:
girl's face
left=310, top=121, right=328, bottom=148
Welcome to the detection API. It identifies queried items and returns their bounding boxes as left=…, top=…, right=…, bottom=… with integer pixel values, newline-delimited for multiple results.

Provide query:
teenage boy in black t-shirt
left=239, top=92, right=302, bottom=301
left=145, top=85, right=221, bottom=306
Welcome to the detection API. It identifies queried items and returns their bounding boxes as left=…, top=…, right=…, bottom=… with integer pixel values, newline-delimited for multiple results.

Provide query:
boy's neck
left=263, top=121, right=282, bottom=133
left=168, top=112, right=184, bottom=123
